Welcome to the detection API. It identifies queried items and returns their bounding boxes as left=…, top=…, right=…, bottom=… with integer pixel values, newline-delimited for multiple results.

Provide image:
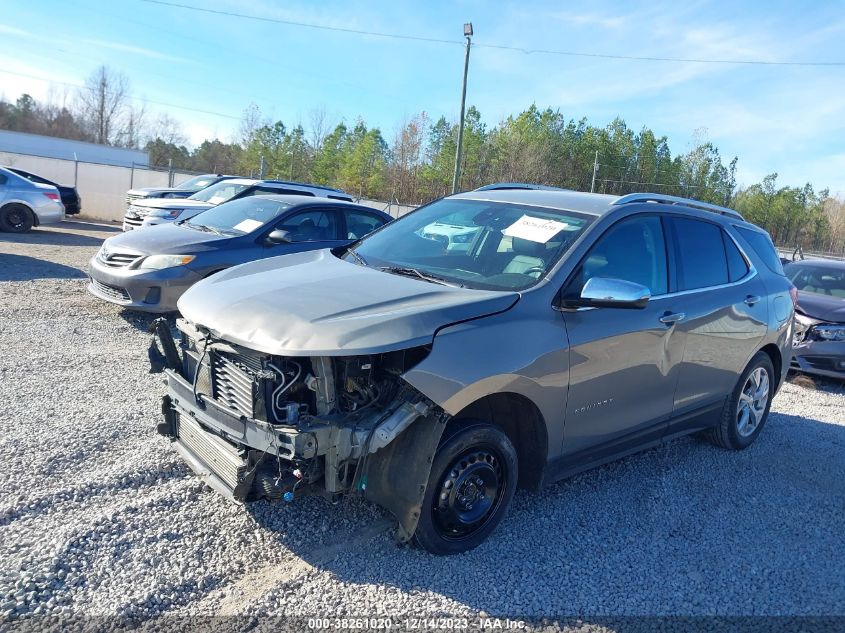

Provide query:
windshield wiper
left=379, top=266, right=462, bottom=287
left=187, top=223, right=223, bottom=235
left=345, top=247, right=368, bottom=267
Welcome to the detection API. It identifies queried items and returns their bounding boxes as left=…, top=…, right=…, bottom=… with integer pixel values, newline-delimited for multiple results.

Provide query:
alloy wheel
left=736, top=367, right=770, bottom=437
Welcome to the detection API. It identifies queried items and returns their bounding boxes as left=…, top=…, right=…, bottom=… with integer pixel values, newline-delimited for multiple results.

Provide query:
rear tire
left=413, top=421, right=517, bottom=555
left=707, top=351, right=774, bottom=450
left=0, top=204, right=34, bottom=233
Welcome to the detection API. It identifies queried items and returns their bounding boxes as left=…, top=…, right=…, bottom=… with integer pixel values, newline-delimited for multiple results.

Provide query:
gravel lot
left=1, top=221, right=844, bottom=626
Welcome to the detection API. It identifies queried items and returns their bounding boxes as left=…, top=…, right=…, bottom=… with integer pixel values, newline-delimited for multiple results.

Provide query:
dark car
left=785, top=258, right=845, bottom=380
left=89, top=195, right=391, bottom=312
left=7, top=167, right=81, bottom=215
left=150, top=190, right=794, bottom=555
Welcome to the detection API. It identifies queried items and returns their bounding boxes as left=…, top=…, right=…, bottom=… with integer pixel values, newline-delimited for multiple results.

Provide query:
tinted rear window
left=735, top=226, right=784, bottom=275
left=723, top=232, right=749, bottom=282
left=670, top=217, right=729, bottom=290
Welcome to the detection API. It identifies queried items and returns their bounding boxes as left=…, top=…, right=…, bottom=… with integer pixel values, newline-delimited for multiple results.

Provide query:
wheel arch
left=0, top=200, right=38, bottom=226
left=759, top=342, right=784, bottom=390
left=449, top=391, right=548, bottom=492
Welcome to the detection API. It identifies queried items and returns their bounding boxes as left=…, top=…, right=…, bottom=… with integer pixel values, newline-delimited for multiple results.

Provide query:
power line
left=142, top=0, right=845, bottom=68
left=0, top=69, right=241, bottom=121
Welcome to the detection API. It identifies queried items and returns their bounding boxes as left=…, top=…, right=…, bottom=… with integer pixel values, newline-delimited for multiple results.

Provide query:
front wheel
left=707, top=351, right=775, bottom=450
left=413, top=422, right=517, bottom=555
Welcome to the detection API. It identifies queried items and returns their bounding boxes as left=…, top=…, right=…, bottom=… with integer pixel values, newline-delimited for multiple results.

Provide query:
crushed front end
left=151, top=318, right=446, bottom=537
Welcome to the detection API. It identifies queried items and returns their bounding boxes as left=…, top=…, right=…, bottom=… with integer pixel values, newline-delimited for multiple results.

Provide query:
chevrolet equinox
left=150, top=188, right=794, bottom=555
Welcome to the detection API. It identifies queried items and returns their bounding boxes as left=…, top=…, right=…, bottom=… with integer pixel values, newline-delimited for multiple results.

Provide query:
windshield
left=349, top=198, right=594, bottom=290
left=177, top=175, right=218, bottom=191
left=787, top=263, right=845, bottom=298
left=189, top=181, right=252, bottom=204
left=186, top=196, right=292, bottom=235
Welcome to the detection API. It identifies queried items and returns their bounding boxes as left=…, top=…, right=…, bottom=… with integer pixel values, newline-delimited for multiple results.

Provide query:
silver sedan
left=0, top=166, right=65, bottom=232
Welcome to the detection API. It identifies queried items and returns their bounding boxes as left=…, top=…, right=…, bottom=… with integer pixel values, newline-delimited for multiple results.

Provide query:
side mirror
left=265, top=229, right=292, bottom=245
left=563, top=277, right=650, bottom=309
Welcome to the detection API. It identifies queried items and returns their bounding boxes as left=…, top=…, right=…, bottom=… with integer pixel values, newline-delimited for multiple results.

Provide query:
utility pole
left=451, top=23, right=473, bottom=194
left=590, top=151, right=598, bottom=193
left=259, top=155, right=266, bottom=179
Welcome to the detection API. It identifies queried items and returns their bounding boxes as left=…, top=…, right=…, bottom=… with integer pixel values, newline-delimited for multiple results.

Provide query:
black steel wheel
left=0, top=204, right=34, bottom=233
left=414, top=422, right=517, bottom=555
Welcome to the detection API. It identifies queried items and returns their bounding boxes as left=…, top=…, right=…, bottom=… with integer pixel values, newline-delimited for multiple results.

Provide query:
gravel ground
left=1, top=221, right=844, bottom=627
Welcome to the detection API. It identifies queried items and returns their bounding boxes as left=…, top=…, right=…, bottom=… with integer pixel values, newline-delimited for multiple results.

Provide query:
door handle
left=659, top=312, right=686, bottom=325
left=744, top=295, right=761, bottom=306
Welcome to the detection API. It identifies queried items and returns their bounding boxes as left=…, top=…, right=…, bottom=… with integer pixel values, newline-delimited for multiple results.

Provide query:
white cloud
left=547, top=11, right=625, bottom=30
left=0, top=24, right=29, bottom=37
left=80, top=39, right=192, bottom=64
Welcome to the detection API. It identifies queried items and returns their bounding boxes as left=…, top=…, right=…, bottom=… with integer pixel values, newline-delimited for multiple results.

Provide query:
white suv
left=122, top=179, right=353, bottom=231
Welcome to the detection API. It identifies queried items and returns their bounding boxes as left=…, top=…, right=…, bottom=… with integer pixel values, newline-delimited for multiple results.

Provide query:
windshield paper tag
left=503, top=215, right=569, bottom=243
left=233, top=218, right=263, bottom=233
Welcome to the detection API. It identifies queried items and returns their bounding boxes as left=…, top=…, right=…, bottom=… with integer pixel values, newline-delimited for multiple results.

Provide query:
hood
left=131, top=198, right=213, bottom=211
left=178, top=249, right=520, bottom=356
left=103, top=222, right=235, bottom=256
left=796, top=291, right=845, bottom=323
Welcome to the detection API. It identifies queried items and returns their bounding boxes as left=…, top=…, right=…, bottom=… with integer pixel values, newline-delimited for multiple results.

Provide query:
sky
left=1, top=0, right=844, bottom=195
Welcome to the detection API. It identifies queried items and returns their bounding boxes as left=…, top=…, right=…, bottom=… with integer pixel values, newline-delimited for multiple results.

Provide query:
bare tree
left=145, top=112, right=186, bottom=146
left=308, top=106, right=330, bottom=151
left=75, top=65, right=130, bottom=145
left=239, top=102, right=263, bottom=144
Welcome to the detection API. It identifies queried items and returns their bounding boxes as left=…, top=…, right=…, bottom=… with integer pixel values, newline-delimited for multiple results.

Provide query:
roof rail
left=613, top=193, right=744, bottom=220
left=474, top=182, right=568, bottom=192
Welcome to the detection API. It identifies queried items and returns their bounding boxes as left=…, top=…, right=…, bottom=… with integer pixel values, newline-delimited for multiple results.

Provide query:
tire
left=0, top=204, right=34, bottom=233
left=707, top=351, right=775, bottom=450
left=413, top=421, right=518, bottom=555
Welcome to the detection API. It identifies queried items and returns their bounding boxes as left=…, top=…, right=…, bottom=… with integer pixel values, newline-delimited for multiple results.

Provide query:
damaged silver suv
left=152, top=189, right=794, bottom=554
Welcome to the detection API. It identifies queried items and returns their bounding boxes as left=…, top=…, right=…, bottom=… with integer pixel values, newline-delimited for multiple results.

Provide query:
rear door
left=341, top=209, right=390, bottom=240
left=0, top=172, right=8, bottom=204
left=666, top=215, right=768, bottom=420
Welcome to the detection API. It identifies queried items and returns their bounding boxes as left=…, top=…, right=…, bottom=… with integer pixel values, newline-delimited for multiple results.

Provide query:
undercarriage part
left=254, top=471, right=299, bottom=501
left=309, top=356, right=336, bottom=415
left=148, top=318, right=181, bottom=373
left=369, top=401, right=432, bottom=453
left=363, top=412, right=449, bottom=543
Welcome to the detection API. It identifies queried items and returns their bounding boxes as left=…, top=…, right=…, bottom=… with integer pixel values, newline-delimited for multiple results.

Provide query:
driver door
left=560, top=214, right=686, bottom=457
left=266, top=208, right=347, bottom=253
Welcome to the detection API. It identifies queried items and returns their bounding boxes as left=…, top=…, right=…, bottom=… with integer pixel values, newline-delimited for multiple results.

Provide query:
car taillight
left=43, top=192, right=60, bottom=201
left=788, top=283, right=798, bottom=309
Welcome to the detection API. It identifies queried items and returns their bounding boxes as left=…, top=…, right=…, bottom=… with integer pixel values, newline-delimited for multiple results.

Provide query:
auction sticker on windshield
left=503, top=215, right=569, bottom=243
left=233, top=218, right=263, bottom=233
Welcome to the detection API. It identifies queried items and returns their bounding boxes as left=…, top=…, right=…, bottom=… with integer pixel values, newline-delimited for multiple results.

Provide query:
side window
left=276, top=210, right=339, bottom=242
left=670, top=217, right=729, bottom=290
left=345, top=211, right=387, bottom=239
left=572, top=215, right=668, bottom=296
left=735, top=226, right=785, bottom=276
left=0, top=173, right=7, bottom=185
left=723, top=231, right=749, bottom=282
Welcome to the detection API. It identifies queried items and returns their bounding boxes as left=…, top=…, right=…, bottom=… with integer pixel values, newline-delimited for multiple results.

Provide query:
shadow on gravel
left=119, top=310, right=178, bottom=334
left=0, top=253, right=87, bottom=281
left=243, top=410, right=845, bottom=616
left=63, top=220, right=122, bottom=234
left=0, top=227, right=106, bottom=247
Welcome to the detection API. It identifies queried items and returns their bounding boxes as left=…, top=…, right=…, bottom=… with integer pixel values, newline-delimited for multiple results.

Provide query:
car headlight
left=451, top=232, right=474, bottom=244
left=813, top=324, right=845, bottom=341
left=148, top=209, right=183, bottom=219
left=137, top=254, right=195, bottom=270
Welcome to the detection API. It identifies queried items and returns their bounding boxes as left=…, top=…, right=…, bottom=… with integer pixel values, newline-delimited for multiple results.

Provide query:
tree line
left=1, top=65, right=842, bottom=253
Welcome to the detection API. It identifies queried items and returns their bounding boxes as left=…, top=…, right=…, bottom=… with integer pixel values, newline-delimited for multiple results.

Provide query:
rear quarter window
left=735, top=226, right=785, bottom=276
